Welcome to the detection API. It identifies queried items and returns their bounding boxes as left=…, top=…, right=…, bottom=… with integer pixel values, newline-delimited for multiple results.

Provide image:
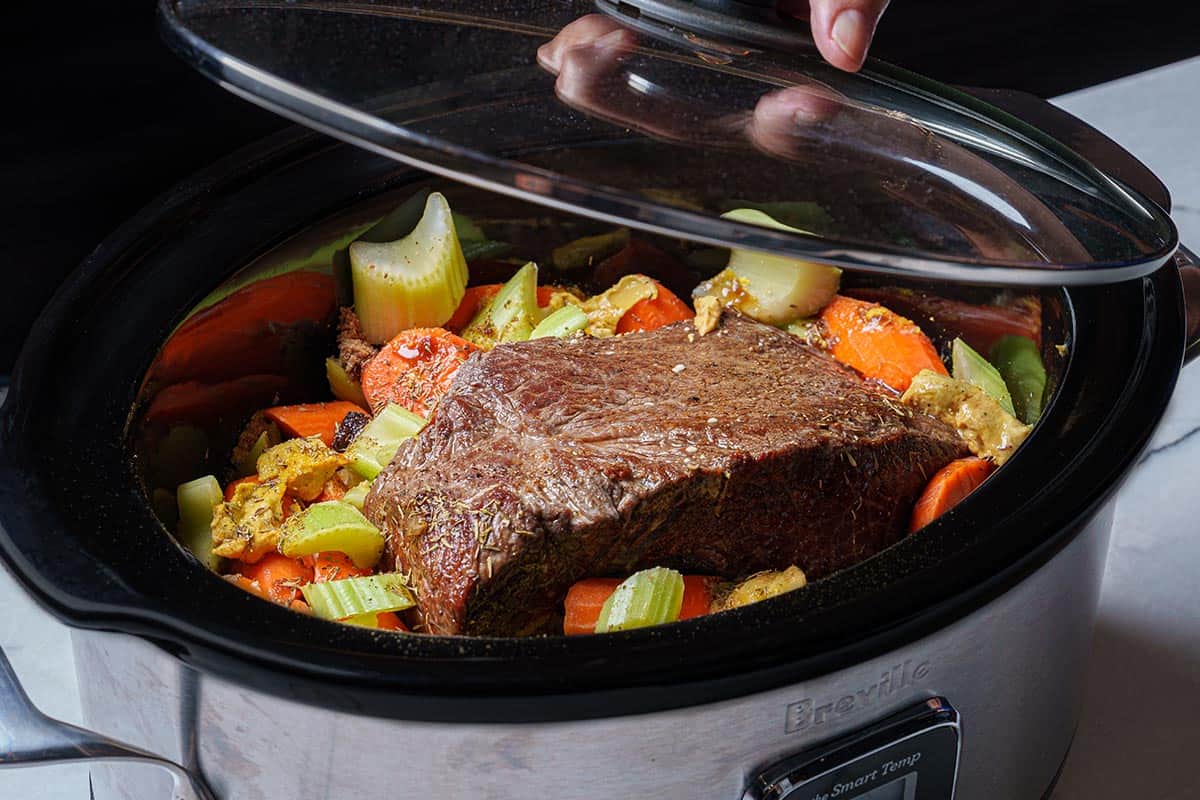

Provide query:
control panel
left=744, top=698, right=960, bottom=800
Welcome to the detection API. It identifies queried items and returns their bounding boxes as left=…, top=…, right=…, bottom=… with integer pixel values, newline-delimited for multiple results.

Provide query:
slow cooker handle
left=0, top=645, right=216, bottom=800
left=1177, top=245, right=1200, bottom=365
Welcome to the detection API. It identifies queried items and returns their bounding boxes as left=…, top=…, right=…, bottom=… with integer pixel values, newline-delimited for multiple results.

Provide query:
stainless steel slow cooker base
left=79, top=505, right=1113, bottom=800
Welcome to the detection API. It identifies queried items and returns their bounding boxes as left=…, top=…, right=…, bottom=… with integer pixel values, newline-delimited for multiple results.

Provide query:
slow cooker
left=2, top=2, right=1198, bottom=798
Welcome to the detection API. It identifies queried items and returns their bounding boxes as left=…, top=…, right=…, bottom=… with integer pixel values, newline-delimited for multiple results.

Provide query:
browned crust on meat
left=367, top=313, right=969, bottom=635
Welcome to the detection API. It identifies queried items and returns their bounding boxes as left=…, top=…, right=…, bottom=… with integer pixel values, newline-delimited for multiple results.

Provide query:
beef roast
left=365, top=313, right=968, bottom=635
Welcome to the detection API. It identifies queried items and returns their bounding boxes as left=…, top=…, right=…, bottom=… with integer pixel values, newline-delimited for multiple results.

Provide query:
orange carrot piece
left=820, top=295, right=947, bottom=392
left=563, top=578, right=622, bottom=635
left=679, top=575, right=716, bottom=620
left=263, top=401, right=367, bottom=447
left=373, top=612, right=408, bottom=631
left=226, top=574, right=272, bottom=601
left=150, top=271, right=336, bottom=386
left=231, top=553, right=314, bottom=605
left=310, top=551, right=370, bottom=583
left=143, top=374, right=289, bottom=426
left=360, top=328, right=480, bottom=416
left=563, top=574, right=715, bottom=635
left=615, top=282, right=695, bottom=334
left=909, top=457, right=996, bottom=533
left=846, top=288, right=1042, bottom=353
left=313, top=478, right=348, bottom=503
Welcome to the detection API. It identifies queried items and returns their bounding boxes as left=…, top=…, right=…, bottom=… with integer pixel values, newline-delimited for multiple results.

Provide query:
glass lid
left=159, top=0, right=1177, bottom=285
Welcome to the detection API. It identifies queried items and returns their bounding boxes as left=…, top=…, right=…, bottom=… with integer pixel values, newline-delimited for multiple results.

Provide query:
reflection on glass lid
left=160, top=0, right=1176, bottom=284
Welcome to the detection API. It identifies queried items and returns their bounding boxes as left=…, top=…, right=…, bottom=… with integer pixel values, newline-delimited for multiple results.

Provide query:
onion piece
left=695, top=208, right=841, bottom=325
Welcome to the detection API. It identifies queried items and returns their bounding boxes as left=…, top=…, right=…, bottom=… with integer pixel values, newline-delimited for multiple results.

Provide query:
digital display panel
left=854, top=773, right=916, bottom=800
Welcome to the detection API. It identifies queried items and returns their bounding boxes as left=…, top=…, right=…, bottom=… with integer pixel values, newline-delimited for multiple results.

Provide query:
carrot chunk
left=264, top=401, right=367, bottom=447
left=373, top=612, right=408, bottom=631
left=563, top=574, right=715, bottom=635
left=679, top=575, right=716, bottom=621
left=310, top=551, right=371, bottom=583
left=360, top=328, right=480, bottom=416
left=230, top=553, right=314, bottom=605
left=616, top=282, right=695, bottom=334
left=820, top=295, right=947, bottom=392
left=909, top=457, right=996, bottom=533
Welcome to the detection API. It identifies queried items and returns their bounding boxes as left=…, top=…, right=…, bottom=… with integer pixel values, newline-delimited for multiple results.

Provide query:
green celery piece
left=176, top=475, right=223, bottom=571
left=325, top=357, right=368, bottom=409
left=551, top=228, right=630, bottom=271
left=461, top=261, right=539, bottom=348
left=346, top=403, right=427, bottom=480
left=722, top=200, right=832, bottom=234
left=279, top=500, right=385, bottom=569
left=990, top=335, right=1047, bottom=424
left=451, top=211, right=512, bottom=261
left=342, top=481, right=370, bottom=511
left=451, top=212, right=486, bottom=242
left=234, top=429, right=273, bottom=478
left=530, top=304, right=588, bottom=339
left=715, top=209, right=841, bottom=324
left=461, top=239, right=513, bottom=262
left=595, top=567, right=685, bottom=633
left=301, top=573, right=416, bottom=621
left=951, top=338, right=1015, bottom=415
left=349, top=192, right=469, bottom=343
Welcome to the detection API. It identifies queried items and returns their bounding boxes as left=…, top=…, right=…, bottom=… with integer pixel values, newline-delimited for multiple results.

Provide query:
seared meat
left=366, top=313, right=968, bottom=635
left=338, top=307, right=378, bottom=381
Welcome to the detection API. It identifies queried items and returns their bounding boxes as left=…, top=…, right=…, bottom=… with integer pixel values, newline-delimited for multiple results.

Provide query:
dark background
left=4, top=2, right=1199, bottom=371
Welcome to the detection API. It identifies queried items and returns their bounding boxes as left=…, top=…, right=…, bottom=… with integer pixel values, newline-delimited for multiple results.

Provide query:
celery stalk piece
left=451, top=212, right=486, bottom=243
left=530, top=304, right=588, bottom=339
left=452, top=212, right=512, bottom=262
left=176, top=475, right=223, bottom=571
left=279, top=500, right=385, bottom=569
left=595, top=567, right=685, bottom=633
left=460, top=239, right=513, bottom=262
left=701, top=209, right=841, bottom=325
left=325, top=357, right=368, bottom=409
left=233, top=428, right=277, bottom=478
left=342, top=481, right=371, bottom=511
left=345, top=403, right=427, bottom=480
left=349, top=192, right=469, bottom=343
left=461, top=261, right=539, bottom=348
left=301, top=573, right=416, bottom=621
left=951, top=338, right=1015, bottom=415
left=990, top=335, right=1047, bottom=424
left=551, top=228, right=630, bottom=271
left=722, top=200, right=833, bottom=234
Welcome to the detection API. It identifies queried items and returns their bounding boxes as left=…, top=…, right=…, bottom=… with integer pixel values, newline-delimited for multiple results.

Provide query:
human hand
left=537, top=14, right=853, bottom=157
left=777, top=0, right=891, bottom=72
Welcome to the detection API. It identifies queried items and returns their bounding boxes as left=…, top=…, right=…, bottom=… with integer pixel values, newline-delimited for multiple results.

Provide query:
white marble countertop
left=2, top=57, right=1198, bottom=800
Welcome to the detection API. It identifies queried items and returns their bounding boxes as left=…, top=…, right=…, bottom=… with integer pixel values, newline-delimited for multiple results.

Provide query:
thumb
left=806, top=0, right=890, bottom=72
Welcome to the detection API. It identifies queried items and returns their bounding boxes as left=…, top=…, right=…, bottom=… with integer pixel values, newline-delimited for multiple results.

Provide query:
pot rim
left=0, top=127, right=1186, bottom=722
